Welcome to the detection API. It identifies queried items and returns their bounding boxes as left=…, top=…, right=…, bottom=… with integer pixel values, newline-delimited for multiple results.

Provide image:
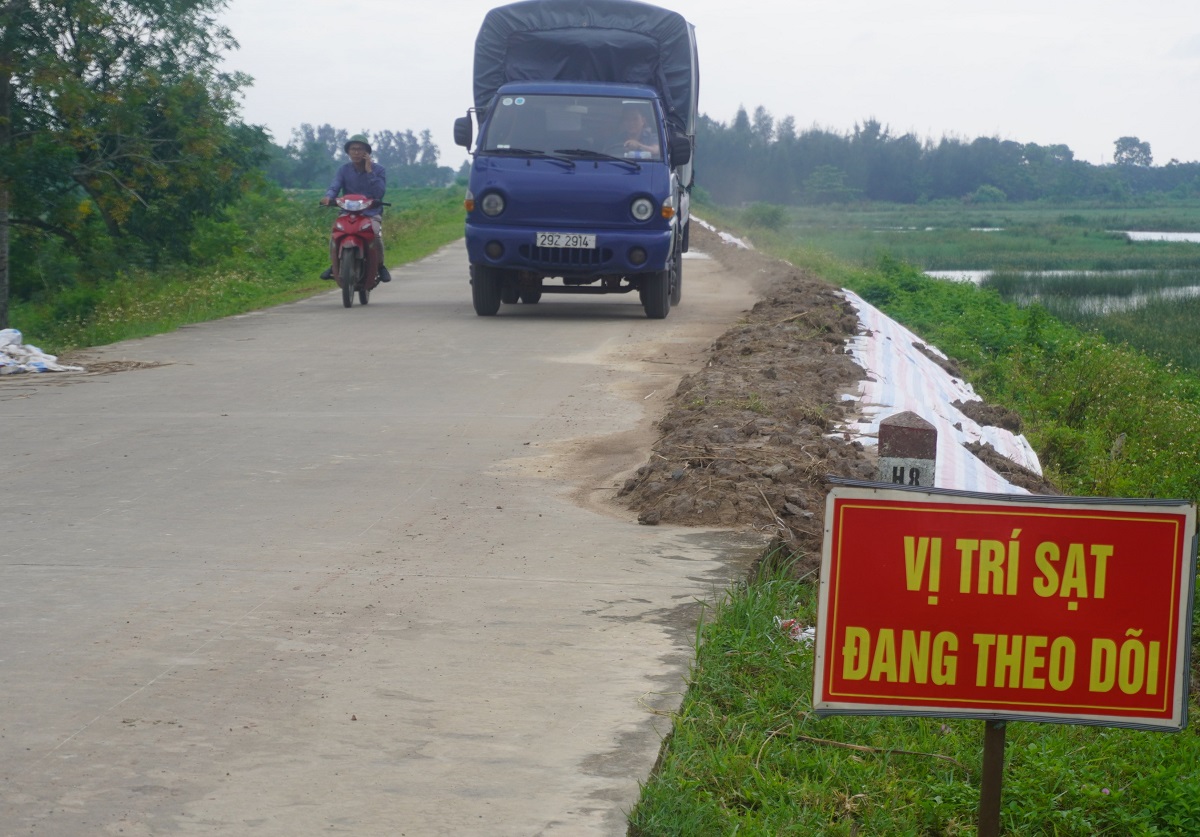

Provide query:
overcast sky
left=217, top=0, right=1200, bottom=171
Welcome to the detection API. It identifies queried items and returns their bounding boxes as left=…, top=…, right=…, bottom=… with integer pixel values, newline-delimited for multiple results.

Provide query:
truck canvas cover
left=473, top=0, right=698, bottom=135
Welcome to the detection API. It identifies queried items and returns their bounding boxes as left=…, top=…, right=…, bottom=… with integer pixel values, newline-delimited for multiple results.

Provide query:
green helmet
left=344, top=134, right=371, bottom=154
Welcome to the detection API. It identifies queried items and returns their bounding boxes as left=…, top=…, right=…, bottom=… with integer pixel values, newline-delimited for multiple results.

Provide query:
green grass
left=634, top=200, right=1200, bottom=835
left=631, top=557, right=1200, bottom=836
left=9, top=186, right=466, bottom=353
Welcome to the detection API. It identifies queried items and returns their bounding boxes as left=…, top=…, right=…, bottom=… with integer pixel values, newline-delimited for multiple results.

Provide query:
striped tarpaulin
left=838, top=290, right=1043, bottom=495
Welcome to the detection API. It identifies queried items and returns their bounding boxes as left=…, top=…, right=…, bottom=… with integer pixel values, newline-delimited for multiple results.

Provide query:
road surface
left=0, top=242, right=762, bottom=836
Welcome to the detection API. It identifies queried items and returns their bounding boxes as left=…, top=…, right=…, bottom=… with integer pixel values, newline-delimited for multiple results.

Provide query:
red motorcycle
left=327, top=194, right=387, bottom=308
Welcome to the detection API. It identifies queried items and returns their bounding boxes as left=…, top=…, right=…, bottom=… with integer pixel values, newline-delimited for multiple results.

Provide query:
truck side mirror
left=454, top=115, right=474, bottom=149
left=668, top=133, right=692, bottom=166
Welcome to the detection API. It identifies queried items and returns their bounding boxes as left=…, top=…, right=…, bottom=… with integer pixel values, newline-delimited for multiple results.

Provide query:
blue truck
left=454, top=0, right=699, bottom=318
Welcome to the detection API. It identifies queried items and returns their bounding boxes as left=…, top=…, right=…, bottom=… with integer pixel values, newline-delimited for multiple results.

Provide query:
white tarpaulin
left=0, top=329, right=84, bottom=375
left=837, top=290, right=1043, bottom=495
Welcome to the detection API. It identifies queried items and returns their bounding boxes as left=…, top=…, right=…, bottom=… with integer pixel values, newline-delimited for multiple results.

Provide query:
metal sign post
left=978, top=720, right=1006, bottom=837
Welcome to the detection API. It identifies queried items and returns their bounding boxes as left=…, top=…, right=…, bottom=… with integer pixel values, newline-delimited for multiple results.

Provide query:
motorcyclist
left=320, top=134, right=390, bottom=282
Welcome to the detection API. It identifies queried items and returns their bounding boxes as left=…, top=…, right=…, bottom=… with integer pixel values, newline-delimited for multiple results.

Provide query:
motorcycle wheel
left=358, top=280, right=370, bottom=306
left=340, top=249, right=357, bottom=308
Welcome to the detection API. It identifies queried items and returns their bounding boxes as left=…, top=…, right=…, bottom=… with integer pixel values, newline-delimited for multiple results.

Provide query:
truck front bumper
left=465, top=223, right=673, bottom=277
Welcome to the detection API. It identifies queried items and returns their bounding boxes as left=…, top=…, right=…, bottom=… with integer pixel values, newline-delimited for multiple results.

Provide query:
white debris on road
left=0, top=329, right=84, bottom=374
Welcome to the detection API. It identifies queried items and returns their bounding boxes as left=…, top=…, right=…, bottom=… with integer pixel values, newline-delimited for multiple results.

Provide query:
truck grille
left=520, top=244, right=612, bottom=268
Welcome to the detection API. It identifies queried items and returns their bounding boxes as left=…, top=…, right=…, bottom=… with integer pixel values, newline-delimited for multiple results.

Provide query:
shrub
left=742, top=203, right=789, bottom=231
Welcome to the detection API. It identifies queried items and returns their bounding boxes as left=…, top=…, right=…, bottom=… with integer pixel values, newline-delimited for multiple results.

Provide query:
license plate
left=536, top=232, right=596, bottom=249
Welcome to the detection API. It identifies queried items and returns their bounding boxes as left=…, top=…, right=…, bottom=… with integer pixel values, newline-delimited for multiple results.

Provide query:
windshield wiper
left=485, top=147, right=575, bottom=168
left=554, top=148, right=641, bottom=171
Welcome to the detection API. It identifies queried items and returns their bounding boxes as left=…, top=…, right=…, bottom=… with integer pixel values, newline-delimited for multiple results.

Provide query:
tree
left=751, top=106, right=774, bottom=146
left=1114, top=136, right=1152, bottom=167
left=0, top=0, right=262, bottom=326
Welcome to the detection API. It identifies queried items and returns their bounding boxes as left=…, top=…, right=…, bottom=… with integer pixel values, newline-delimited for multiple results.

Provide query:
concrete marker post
left=878, top=411, right=937, bottom=487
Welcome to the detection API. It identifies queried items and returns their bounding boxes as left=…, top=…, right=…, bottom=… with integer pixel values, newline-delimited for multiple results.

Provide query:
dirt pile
left=618, top=224, right=1056, bottom=576
left=618, top=225, right=875, bottom=575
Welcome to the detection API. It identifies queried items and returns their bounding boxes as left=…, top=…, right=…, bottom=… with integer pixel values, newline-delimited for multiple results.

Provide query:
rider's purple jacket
left=325, top=163, right=387, bottom=217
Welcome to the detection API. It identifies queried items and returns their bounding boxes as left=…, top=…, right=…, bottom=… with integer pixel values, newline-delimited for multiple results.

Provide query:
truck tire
left=471, top=265, right=502, bottom=316
left=669, top=248, right=683, bottom=306
left=642, top=269, right=670, bottom=319
left=500, top=280, right=519, bottom=305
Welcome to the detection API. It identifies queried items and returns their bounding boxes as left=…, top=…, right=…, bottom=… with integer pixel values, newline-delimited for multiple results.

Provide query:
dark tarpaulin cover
left=473, top=0, right=698, bottom=134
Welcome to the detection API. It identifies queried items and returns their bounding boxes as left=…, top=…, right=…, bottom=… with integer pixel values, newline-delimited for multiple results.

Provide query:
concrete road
left=0, top=243, right=763, bottom=836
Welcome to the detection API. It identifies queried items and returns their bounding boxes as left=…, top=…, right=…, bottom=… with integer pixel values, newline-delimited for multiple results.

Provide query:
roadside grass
left=9, top=186, right=465, bottom=354
left=630, top=557, right=1200, bottom=836
left=633, top=201, right=1200, bottom=835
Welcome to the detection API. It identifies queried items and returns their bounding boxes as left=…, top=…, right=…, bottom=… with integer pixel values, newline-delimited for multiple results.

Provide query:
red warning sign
left=814, top=485, right=1197, bottom=730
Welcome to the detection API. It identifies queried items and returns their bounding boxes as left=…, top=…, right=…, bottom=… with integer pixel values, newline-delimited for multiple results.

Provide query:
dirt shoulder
left=618, top=223, right=1056, bottom=577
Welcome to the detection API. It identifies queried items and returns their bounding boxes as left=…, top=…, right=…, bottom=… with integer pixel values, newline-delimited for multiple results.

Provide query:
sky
left=217, top=0, right=1200, bottom=171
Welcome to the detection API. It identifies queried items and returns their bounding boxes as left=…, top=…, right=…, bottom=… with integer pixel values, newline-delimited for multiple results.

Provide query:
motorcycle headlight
left=480, top=192, right=505, bottom=217
left=631, top=198, right=654, bottom=221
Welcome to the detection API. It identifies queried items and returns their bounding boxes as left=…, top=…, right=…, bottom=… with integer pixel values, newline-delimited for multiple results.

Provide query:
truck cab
left=457, top=80, right=690, bottom=318
left=455, top=0, right=698, bottom=319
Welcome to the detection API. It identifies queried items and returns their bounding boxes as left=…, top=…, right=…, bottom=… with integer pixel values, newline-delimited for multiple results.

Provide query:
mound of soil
left=618, top=224, right=1056, bottom=577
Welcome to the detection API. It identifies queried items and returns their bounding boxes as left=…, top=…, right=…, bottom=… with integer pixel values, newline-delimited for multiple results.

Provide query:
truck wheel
left=471, top=265, right=502, bottom=316
left=519, top=289, right=542, bottom=304
left=500, top=281, right=519, bottom=305
left=642, top=269, right=670, bottom=319
left=669, top=249, right=683, bottom=306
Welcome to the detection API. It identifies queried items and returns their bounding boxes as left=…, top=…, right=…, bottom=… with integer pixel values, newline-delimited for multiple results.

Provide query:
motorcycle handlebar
left=320, top=199, right=392, bottom=208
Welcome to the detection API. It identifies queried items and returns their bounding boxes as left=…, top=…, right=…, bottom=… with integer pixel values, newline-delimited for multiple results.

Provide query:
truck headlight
left=631, top=198, right=654, bottom=221
left=481, top=192, right=506, bottom=217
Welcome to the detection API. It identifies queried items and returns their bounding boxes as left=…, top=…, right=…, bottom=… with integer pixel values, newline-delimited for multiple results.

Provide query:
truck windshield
left=482, top=95, right=662, bottom=162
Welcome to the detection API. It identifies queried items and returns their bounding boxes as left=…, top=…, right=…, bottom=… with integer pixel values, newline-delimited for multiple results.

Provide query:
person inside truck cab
left=607, top=107, right=659, bottom=158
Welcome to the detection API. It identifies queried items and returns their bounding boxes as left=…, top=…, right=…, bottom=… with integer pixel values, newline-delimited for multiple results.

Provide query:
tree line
left=696, top=106, right=1200, bottom=207
left=265, top=124, right=458, bottom=191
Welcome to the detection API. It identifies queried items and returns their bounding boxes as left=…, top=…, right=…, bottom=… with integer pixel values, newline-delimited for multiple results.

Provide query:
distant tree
left=732, top=105, right=752, bottom=137
left=1114, top=136, right=1153, bottom=167
left=776, top=115, right=796, bottom=144
left=751, top=106, right=774, bottom=145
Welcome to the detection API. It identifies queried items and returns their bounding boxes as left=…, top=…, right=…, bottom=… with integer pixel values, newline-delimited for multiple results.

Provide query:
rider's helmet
left=344, top=134, right=372, bottom=154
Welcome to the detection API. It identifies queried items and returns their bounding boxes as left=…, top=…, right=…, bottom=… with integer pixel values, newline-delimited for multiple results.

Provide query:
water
left=924, top=267, right=1200, bottom=314
left=1119, top=231, right=1200, bottom=243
